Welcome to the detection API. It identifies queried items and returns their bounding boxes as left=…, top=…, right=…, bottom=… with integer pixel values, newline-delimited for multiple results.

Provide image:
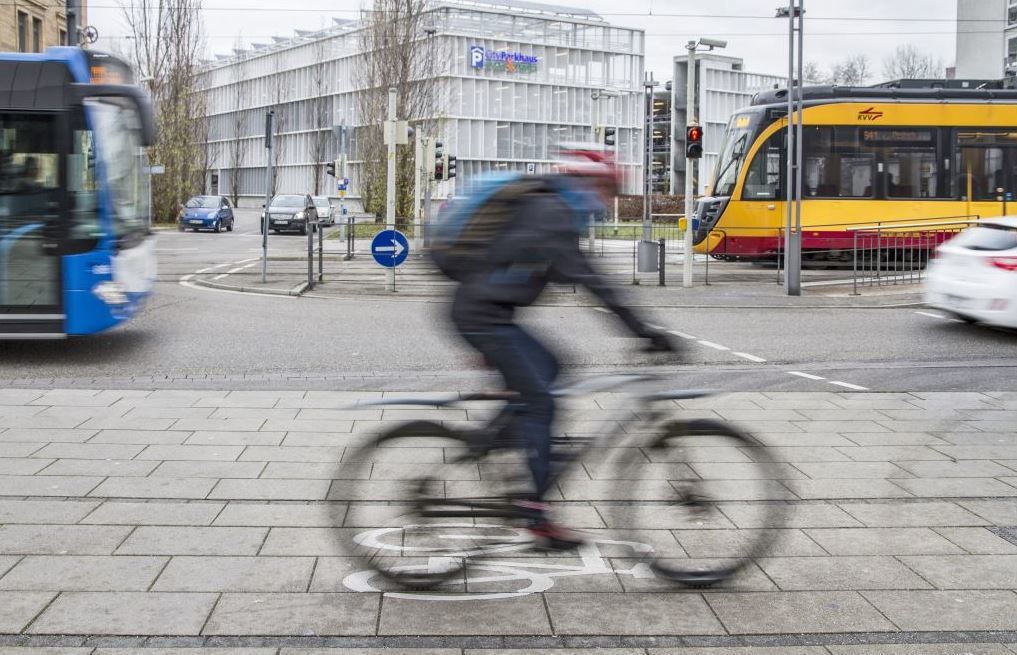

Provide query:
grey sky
left=90, top=0, right=960, bottom=83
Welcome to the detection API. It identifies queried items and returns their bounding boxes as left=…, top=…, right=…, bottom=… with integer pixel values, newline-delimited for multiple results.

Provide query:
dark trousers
left=460, top=324, right=560, bottom=498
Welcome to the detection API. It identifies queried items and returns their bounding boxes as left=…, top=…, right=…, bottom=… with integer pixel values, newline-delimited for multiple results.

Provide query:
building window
left=32, top=17, right=42, bottom=52
left=59, top=29, right=67, bottom=46
left=17, top=11, right=28, bottom=52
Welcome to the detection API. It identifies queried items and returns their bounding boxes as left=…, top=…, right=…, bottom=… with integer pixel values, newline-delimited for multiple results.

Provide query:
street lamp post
left=777, top=2, right=805, bottom=296
left=682, top=38, right=726, bottom=288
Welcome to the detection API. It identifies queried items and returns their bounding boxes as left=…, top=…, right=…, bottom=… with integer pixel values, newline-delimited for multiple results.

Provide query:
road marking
left=212, top=273, right=229, bottom=280
left=915, top=311, right=946, bottom=319
left=646, top=323, right=666, bottom=331
left=226, top=263, right=256, bottom=274
left=234, top=258, right=259, bottom=264
left=668, top=330, right=697, bottom=340
left=733, top=352, right=767, bottom=363
left=788, top=371, right=826, bottom=381
left=829, top=380, right=869, bottom=391
left=698, top=340, right=730, bottom=351
left=593, top=307, right=611, bottom=314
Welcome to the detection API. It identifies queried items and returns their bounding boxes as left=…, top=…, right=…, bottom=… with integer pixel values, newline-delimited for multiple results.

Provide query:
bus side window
left=742, top=135, right=782, bottom=200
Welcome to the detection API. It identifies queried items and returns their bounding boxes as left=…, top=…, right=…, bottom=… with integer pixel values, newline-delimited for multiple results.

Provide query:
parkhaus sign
left=470, top=46, right=539, bottom=73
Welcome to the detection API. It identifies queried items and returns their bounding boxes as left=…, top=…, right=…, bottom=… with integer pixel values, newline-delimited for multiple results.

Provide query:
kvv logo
left=470, top=45, right=486, bottom=69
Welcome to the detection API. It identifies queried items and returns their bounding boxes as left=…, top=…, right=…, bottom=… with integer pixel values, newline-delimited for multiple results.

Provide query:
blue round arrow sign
left=370, top=229, right=410, bottom=268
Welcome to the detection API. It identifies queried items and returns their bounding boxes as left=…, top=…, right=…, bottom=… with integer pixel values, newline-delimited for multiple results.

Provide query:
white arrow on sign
left=374, top=240, right=405, bottom=257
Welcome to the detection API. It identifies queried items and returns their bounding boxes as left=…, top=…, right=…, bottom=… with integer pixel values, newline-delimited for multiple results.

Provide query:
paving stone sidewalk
left=0, top=388, right=1014, bottom=653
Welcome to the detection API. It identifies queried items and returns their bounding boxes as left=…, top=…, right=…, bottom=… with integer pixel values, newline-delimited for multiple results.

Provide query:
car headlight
left=295, top=211, right=305, bottom=220
left=93, top=281, right=128, bottom=306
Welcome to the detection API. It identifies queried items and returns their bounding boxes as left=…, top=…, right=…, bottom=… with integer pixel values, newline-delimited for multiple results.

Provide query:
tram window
left=803, top=126, right=873, bottom=198
left=956, top=147, right=1005, bottom=201
left=885, top=149, right=938, bottom=198
left=741, top=133, right=782, bottom=200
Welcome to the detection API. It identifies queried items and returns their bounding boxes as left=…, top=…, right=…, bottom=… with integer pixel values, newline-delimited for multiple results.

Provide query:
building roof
left=446, top=0, right=602, bottom=19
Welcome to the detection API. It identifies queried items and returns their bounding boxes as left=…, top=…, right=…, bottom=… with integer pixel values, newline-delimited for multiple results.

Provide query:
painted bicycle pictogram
left=342, top=523, right=657, bottom=601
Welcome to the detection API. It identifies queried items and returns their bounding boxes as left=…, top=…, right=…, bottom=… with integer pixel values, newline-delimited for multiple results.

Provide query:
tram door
left=956, top=130, right=1017, bottom=217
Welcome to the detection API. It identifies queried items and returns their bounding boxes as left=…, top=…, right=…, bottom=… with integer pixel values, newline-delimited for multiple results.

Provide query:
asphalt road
left=2, top=208, right=1016, bottom=390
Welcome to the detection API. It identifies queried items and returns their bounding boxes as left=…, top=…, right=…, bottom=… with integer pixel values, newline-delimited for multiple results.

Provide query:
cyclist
left=445, top=145, right=678, bottom=550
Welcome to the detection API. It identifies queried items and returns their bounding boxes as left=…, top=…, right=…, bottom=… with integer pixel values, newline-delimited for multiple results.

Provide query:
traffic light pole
left=683, top=42, right=697, bottom=288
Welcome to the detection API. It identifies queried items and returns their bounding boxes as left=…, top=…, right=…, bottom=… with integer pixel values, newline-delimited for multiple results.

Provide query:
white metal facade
left=197, top=0, right=646, bottom=207
left=670, top=54, right=782, bottom=196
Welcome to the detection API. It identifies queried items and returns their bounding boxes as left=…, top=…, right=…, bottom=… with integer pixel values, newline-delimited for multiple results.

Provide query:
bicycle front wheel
left=336, top=421, right=526, bottom=589
left=612, top=418, right=786, bottom=588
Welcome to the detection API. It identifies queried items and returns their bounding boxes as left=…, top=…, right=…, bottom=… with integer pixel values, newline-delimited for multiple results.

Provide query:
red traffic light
left=687, top=126, right=703, bottom=143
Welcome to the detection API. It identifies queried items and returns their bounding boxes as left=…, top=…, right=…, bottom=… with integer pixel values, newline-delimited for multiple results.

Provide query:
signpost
left=370, top=229, right=410, bottom=269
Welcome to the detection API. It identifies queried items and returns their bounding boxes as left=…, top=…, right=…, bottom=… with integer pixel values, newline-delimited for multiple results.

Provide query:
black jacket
left=450, top=188, right=650, bottom=338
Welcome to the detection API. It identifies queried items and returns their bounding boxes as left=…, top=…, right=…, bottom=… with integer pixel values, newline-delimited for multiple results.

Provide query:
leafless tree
left=269, top=56, right=289, bottom=196
left=122, top=0, right=205, bottom=222
left=355, top=0, right=445, bottom=220
left=309, top=36, right=333, bottom=195
left=803, top=61, right=825, bottom=86
left=226, top=39, right=247, bottom=205
left=883, top=44, right=944, bottom=80
left=831, top=55, right=872, bottom=86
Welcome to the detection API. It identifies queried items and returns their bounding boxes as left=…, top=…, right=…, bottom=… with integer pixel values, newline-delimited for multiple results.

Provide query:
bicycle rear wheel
left=336, top=421, right=526, bottom=589
left=612, top=418, right=786, bottom=588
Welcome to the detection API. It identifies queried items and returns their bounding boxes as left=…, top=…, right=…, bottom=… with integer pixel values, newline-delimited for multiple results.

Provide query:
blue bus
left=0, top=47, right=156, bottom=338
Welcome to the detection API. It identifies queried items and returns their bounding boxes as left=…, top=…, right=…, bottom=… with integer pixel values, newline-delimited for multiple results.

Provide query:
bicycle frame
left=361, top=374, right=716, bottom=520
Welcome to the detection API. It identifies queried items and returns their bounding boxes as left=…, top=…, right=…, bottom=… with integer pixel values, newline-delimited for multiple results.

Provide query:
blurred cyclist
left=434, top=145, right=678, bottom=550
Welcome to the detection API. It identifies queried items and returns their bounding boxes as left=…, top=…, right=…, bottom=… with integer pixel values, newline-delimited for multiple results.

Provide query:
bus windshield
left=712, top=111, right=766, bottom=197
left=88, top=99, right=149, bottom=245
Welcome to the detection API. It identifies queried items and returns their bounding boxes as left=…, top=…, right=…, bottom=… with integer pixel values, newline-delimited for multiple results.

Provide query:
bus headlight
left=93, top=281, right=128, bottom=305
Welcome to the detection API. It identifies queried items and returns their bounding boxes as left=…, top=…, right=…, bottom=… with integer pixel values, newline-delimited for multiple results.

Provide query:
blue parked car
left=179, top=195, right=235, bottom=233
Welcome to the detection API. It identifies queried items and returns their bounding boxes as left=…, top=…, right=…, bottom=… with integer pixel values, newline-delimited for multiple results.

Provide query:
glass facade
left=197, top=1, right=645, bottom=206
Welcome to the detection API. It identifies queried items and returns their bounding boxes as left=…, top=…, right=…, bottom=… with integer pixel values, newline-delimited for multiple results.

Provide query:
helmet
left=554, top=143, right=622, bottom=193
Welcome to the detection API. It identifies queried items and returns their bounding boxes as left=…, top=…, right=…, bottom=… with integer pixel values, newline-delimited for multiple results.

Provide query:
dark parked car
left=312, top=196, right=335, bottom=228
left=262, top=194, right=317, bottom=235
left=179, top=195, right=234, bottom=232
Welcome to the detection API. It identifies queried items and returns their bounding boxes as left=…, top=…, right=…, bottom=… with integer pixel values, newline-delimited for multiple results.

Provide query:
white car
left=925, top=217, right=1017, bottom=327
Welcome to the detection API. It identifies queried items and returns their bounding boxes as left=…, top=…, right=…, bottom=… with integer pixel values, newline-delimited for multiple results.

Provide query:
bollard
left=658, top=238, right=666, bottom=287
left=344, top=216, right=354, bottom=261
left=307, top=223, right=315, bottom=290
left=318, top=221, right=324, bottom=282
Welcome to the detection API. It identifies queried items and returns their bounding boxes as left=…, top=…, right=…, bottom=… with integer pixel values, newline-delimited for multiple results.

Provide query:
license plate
left=273, top=221, right=288, bottom=225
left=945, top=294, right=969, bottom=308
left=189, top=220, right=202, bottom=225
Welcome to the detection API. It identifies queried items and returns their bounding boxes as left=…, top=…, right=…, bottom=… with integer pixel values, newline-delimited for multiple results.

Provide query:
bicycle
left=335, top=371, right=785, bottom=591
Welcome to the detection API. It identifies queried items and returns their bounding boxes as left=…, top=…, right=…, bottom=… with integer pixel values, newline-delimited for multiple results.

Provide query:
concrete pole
left=682, top=42, right=697, bottom=288
left=413, top=133, right=423, bottom=255
left=386, top=87, right=397, bottom=292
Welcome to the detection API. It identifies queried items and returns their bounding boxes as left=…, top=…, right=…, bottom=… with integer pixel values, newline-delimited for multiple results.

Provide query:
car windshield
left=951, top=224, right=1017, bottom=252
left=313, top=198, right=330, bottom=208
left=186, top=196, right=219, bottom=209
left=271, top=196, right=304, bottom=208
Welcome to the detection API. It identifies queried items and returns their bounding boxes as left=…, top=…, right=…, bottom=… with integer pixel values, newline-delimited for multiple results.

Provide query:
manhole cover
left=989, top=526, right=1017, bottom=546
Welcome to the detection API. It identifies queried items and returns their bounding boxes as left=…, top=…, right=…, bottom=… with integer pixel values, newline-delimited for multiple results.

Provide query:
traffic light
left=603, top=126, right=616, bottom=148
left=434, top=141, right=444, bottom=181
left=686, top=124, right=704, bottom=159
left=325, top=160, right=336, bottom=177
left=444, top=154, right=457, bottom=180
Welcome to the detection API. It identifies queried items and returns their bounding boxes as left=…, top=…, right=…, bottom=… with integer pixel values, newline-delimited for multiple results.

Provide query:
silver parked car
left=312, top=196, right=335, bottom=227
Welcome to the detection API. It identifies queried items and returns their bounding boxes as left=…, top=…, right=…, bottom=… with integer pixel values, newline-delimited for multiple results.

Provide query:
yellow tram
left=693, top=84, right=1017, bottom=261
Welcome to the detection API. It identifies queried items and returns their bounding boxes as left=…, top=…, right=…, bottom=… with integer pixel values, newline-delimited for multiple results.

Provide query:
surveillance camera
left=698, top=38, right=727, bottom=50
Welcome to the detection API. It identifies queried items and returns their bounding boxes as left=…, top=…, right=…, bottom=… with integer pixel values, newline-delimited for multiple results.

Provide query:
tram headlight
left=93, top=281, right=128, bottom=306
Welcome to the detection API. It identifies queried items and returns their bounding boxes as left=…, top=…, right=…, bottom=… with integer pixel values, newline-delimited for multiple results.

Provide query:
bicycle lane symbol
left=341, top=523, right=658, bottom=601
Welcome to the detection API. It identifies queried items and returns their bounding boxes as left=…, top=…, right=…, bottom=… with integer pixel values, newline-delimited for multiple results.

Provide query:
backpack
left=430, top=172, right=551, bottom=281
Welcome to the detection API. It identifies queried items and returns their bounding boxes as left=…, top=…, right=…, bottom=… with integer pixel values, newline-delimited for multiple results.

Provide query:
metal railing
left=848, top=218, right=980, bottom=294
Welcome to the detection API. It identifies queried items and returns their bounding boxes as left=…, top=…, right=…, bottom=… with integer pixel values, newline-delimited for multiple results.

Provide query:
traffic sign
left=370, top=229, right=410, bottom=268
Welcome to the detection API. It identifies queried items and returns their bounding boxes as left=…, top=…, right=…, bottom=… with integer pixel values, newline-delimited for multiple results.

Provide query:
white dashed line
left=668, top=330, right=698, bottom=340
left=698, top=340, right=730, bottom=351
left=788, top=371, right=826, bottom=381
left=915, top=311, right=946, bottom=319
left=647, top=323, right=666, bottom=331
left=733, top=352, right=767, bottom=363
left=593, top=307, right=611, bottom=314
left=226, top=263, right=256, bottom=274
left=212, top=273, right=229, bottom=280
left=829, top=380, right=869, bottom=391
